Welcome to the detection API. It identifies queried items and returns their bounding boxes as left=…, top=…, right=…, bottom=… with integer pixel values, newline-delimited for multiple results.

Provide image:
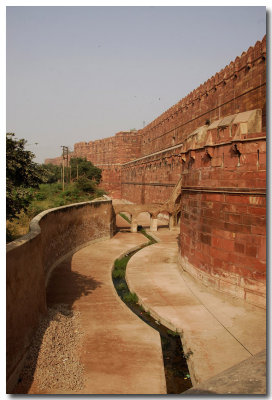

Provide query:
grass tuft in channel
left=122, top=292, right=138, bottom=304
left=167, top=329, right=180, bottom=337
left=116, top=282, right=127, bottom=291
left=119, top=213, right=131, bottom=223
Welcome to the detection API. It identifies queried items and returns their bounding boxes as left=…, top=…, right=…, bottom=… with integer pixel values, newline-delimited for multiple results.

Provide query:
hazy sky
left=6, top=6, right=266, bottom=163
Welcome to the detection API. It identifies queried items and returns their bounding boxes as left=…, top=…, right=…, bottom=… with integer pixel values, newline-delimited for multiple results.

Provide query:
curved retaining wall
left=6, top=199, right=115, bottom=393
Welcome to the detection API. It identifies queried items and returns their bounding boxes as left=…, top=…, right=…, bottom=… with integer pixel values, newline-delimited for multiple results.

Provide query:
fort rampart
left=44, top=36, right=266, bottom=307
left=6, top=199, right=115, bottom=392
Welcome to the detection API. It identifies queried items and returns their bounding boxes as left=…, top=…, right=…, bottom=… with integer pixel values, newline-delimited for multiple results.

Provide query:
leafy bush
left=70, top=157, right=102, bottom=183
left=34, top=191, right=47, bottom=201
left=6, top=133, right=44, bottom=220
left=76, top=177, right=96, bottom=193
left=27, top=204, right=46, bottom=217
left=40, top=163, right=61, bottom=183
left=53, top=199, right=65, bottom=207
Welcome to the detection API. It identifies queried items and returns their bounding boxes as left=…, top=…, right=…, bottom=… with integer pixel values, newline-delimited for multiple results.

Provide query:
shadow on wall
left=13, top=255, right=102, bottom=394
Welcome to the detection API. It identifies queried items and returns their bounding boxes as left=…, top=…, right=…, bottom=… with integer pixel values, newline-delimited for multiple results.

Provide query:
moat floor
left=126, top=229, right=266, bottom=393
left=19, top=220, right=266, bottom=394
left=28, top=231, right=166, bottom=394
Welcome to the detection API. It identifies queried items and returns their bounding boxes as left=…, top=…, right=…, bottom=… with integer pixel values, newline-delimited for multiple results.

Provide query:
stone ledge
left=184, top=349, right=266, bottom=395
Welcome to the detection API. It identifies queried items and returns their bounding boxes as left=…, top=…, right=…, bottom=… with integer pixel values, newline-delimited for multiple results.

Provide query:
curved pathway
left=126, top=228, right=266, bottom=387
left=28, top=231, right=167, bottom=394
left=18, top=219, right=265, bottom=394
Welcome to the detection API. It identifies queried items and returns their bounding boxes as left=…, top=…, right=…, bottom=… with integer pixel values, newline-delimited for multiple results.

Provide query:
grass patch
left=122, top=292, right=138, bottom=304
left=119, top=213, right=131, bottom=223
left=140, top=228, right=157, bottom=244
left=112, top=269, right=125, bottom=279
left=116, top=282, right=127, bottom=291
left=167, top=329, right=180, bottom=337
left=112, top=257, right=129, bottom=279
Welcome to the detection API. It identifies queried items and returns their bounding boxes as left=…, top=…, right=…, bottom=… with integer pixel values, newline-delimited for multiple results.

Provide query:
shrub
left=27, top=204, right=46, bottom=217
left=53, top=199, right=65, bottom=207
left=34, top=191, right=47, bottom=201
left=76, top=177, right=96, bottom=193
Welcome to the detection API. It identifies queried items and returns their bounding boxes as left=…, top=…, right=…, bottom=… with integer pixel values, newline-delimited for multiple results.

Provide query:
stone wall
left=73, top=130, right=141, bottom=165
left=177, top=110, right=266, bottom=308
left=120, top=37, right=266, bottom=204
left=43, top=36, right=266, bottom=307
left=6, top=199, right=115, bottom=393
left=45, top=36, right=266, bottom=205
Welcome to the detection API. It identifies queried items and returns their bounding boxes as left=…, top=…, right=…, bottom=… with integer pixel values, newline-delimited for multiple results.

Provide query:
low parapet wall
left=6, top=199, right=115, bottom=393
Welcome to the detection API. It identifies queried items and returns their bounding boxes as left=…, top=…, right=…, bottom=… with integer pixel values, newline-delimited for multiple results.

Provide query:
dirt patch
left=14, top=304, right=85, bottom=393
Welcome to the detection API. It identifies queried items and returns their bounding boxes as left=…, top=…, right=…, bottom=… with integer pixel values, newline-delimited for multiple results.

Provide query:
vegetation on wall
left=6, top=134, right=105, bottom=243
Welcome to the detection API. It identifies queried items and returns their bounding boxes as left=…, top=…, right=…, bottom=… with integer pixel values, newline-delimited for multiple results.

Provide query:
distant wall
left=73, top=130, right=141, bottom=165
left=6, top=199, right=115, bottom=393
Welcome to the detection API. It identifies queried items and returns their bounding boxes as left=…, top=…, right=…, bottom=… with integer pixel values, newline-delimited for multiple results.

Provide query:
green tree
left=6, top=133, right=44, bottom=220
left=70, top=157, right=102, bottom=184
left=40, top=163, right=61, bottom=183
left=76, top=176, right=96, bottom=193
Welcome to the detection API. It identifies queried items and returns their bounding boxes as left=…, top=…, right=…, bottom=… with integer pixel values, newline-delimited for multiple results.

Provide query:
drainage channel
left=112, top=223, right=192, bottom=394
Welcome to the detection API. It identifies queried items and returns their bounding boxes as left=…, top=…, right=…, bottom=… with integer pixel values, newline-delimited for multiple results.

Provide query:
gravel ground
left=14, top=304, right=85, bottom=393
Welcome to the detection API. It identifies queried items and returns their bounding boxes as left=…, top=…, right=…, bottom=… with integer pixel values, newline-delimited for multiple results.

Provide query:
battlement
left=141, top=36, right=266, bottom=133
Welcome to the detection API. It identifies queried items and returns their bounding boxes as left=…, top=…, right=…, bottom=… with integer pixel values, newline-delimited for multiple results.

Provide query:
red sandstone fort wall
left=121, top=37, right=266, bottom=204
left=73, top=130, right=141, bottom=165
left=45, top=37, right=266, bottom=205
left=43, top=35, right=266, bottom=308
left=178, top=111, right=266, bottom=307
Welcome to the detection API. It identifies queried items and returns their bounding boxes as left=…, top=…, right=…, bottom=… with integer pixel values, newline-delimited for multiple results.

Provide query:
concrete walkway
left=22, top=216, right=266, bottom=394
left=29, top=231, right=167, bottom=394
left=126, top=229, right=266, bottom=390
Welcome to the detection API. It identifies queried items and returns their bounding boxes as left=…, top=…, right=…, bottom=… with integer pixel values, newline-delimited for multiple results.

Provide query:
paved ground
left=20, top=207, right=266, bottom=394
left=27, top=230, right=167, bottom=394
left=126, top=229, right=266, bottom=390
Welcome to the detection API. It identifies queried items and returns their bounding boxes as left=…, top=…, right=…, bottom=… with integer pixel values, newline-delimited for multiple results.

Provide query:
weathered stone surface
left=184, top=349, right=266, bottom=395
